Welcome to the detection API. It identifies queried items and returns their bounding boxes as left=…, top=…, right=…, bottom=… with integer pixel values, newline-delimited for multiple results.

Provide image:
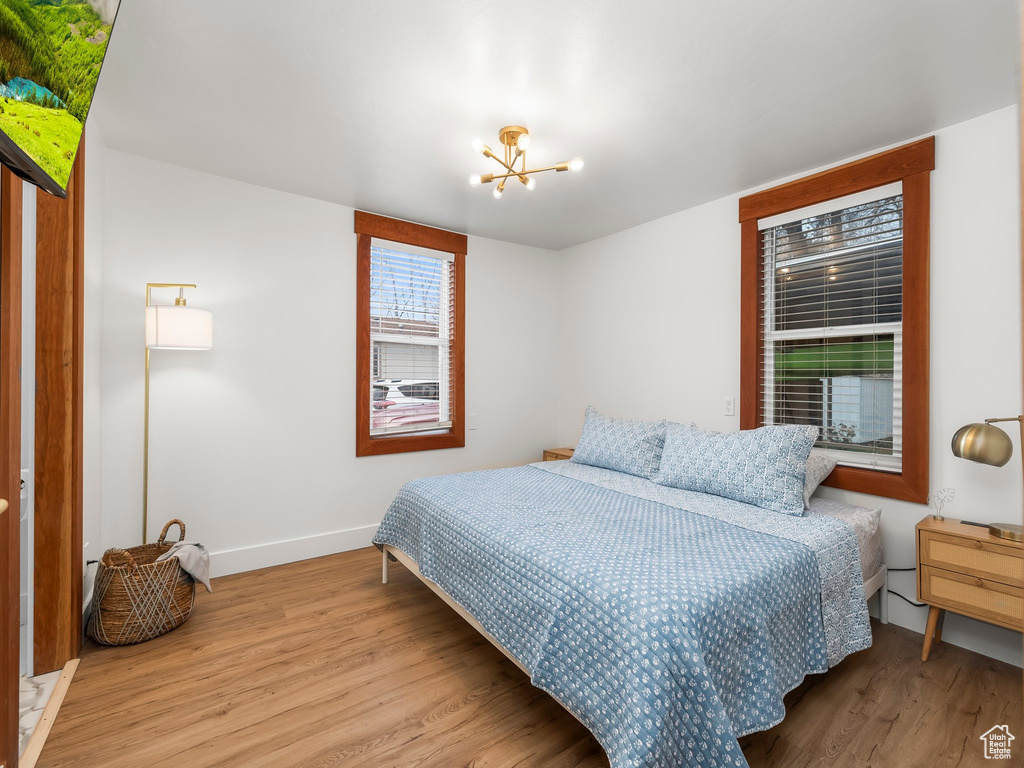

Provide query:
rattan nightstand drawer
left=920, top=565, right=1023, bottom=630
left=919, top=530, right=1023, bottom=587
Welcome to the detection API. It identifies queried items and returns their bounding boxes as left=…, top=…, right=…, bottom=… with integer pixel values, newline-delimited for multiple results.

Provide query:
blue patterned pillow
left=654, top=424, right=818, bottom=515
left=570, top=407, right=667, bottom=479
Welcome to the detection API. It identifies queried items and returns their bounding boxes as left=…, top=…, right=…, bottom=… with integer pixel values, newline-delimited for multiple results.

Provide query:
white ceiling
left=92, top=0, right=1020, bottom=250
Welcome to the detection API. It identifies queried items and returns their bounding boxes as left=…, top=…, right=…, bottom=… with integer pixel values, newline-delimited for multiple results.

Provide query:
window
left=355, top=211, right=465, bottom=456
left=762, top=190, right=903, bottom=470
left=738, top=138, right=933, bottom=502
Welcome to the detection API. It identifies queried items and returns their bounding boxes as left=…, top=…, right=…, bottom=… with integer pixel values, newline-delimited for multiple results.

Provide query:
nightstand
left=916, top=516, right=1023, bottom=661
left=542, top=447, right=574, bottom=462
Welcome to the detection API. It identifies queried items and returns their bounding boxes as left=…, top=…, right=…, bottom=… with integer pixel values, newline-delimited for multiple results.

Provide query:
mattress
left=808, top=497, right=883, bottom=581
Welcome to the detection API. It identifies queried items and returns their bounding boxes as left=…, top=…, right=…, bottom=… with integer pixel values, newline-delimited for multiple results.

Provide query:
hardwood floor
left=38, top=547, right=1021, bottom=768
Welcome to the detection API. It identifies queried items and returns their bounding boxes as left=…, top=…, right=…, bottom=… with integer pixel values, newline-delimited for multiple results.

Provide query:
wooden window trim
left=354, top=211, right=466, bottom=457
left=738, top=137, right=934, bottom=503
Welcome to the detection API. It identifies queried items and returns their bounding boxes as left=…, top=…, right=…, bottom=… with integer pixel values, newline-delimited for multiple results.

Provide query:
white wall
left=555, top=105, right=1023, bottom=666
left=98, top=150, right=562, bottom=574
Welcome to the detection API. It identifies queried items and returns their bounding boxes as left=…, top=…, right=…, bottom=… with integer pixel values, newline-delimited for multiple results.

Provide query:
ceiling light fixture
left=468, top=125, right=582, bottom=198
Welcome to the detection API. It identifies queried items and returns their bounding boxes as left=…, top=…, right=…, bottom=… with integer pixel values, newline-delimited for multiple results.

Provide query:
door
left=1, top=167, right=24, bottom=767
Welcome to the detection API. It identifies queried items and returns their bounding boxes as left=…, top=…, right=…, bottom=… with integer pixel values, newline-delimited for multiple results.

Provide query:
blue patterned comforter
left=373, top=463, right=871, bottom=768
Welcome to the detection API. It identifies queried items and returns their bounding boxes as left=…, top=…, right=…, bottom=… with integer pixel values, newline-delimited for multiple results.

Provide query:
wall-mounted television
left=0, top=0, right=119, bottom=198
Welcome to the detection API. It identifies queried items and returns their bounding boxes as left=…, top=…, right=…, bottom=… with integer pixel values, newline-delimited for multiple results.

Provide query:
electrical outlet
left=724, top=397, right=736, bottom=417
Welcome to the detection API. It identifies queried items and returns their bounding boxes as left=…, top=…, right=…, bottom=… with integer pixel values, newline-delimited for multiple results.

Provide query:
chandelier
left=468, top=125, right=583, bottom=199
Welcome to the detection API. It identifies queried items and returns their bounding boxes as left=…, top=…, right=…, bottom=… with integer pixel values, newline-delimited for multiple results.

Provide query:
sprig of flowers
left=927, top=487, right=955, bottom=517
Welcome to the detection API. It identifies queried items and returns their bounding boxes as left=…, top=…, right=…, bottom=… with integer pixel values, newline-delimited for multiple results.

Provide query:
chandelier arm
left=484, top=164, right=568, bottom=181
left=482, top=144, right=525, bottom=180
left=487, top=148, right=528, bottom=182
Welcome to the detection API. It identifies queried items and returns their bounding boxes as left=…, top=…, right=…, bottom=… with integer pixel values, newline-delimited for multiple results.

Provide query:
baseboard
left=209, top=524, right=378, bottom=578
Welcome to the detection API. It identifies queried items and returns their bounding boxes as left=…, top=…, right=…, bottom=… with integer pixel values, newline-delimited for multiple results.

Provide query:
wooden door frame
left=33, top=143, right=85, bottom=675
left=1, top=168, right=24, bottom=767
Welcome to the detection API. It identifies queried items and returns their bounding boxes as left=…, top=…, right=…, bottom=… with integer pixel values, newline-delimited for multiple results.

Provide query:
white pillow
left=804, top=450, right=838, bottom=508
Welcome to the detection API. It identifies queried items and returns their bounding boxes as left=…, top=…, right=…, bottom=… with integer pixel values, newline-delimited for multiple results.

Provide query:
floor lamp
left=144, top=283, right=214, bottom=544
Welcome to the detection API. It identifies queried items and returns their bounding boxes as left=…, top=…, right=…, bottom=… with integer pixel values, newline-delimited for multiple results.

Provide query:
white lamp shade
left=146, top=305, right=214, bottom=350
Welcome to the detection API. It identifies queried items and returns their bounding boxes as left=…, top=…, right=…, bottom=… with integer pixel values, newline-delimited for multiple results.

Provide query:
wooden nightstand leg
left=933, top=609, right=945, bottom=645
left=921, top=605, right=941, bottom=661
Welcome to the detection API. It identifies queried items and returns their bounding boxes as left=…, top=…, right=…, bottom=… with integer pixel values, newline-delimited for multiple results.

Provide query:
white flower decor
left=927, top=487, right=955, bottom=520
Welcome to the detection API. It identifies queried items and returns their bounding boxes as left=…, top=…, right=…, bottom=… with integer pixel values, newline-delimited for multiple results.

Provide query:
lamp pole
left=986, top=416, right=1024, bottom=535
left=143, top=282, right=197, bottom=544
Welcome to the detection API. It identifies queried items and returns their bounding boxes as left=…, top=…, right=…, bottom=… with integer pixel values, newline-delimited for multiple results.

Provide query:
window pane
left=369, top=245, right=451, bottom=436
left=774, top=244, right=902, bottom=331
left=770, top=335, right=895, bottom=456
left=372, top=341, right=440, bottom=381
left=370, top=248, right=443, bottom=337
left=772, top=196, right=903, bottom=261
left=763, top=194, right=903, bottom=469
left=770, top=196, right=903, bottom=332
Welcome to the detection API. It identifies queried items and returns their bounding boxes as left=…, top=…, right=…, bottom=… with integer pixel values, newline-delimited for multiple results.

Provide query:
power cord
left=887, top=590, right=926, bottom=607
left=882, top=566, right=927, bottom=607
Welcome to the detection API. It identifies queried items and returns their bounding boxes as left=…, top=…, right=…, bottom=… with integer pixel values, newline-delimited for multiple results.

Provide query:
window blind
left=369, top=242, right=454, bottom=437
left=760, top=192, right=904, bottom=471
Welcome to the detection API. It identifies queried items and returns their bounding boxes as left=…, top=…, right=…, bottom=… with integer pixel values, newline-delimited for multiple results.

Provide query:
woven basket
left=87, top=519, right=196, bottom=646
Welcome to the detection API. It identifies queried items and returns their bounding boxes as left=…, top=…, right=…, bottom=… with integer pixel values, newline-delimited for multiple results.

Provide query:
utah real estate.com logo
left=980, top=725, right=1015, bottom=760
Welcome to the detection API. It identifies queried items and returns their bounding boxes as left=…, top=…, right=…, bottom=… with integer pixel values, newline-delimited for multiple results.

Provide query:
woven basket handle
left=106, top=548, right=137, bottom=570
left=158, top=519, right=186, bottom=544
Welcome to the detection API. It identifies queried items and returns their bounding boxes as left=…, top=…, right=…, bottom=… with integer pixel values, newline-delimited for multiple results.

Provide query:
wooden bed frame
left=382, top=545, right=530, bottom=674
left=381, top=544, right=889, bottom=678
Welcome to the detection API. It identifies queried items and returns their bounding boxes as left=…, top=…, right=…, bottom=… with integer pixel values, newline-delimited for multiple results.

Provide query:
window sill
left=822, top=464, right=927, bottom=503
left=355, top=430, right=465, bottom=457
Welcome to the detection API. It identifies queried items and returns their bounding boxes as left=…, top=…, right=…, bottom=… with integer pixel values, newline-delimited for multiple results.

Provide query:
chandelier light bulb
left=525, top=177, right=537, bottom=191
left=517, top=134, right=531, bottom=152
left=471, top=138, right=485, bottom=154
left=492, top=186, right=503, bottom=200
left=569, top=157, right=585, bottom=172
left=469, top=174, right=482, bottom=187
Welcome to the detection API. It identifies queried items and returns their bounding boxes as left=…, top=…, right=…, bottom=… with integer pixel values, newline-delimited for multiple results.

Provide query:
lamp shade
left=145, top=305, right=213, bottom=350
left=950, top=422, right=1013, bottom=467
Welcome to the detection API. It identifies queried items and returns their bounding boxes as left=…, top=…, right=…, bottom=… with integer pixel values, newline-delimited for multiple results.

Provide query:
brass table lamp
left=951, top=415, right=1024, bottom=542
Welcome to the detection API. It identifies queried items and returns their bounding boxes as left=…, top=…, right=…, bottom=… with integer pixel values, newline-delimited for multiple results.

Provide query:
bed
left=374, top=459, right=883, bottom=768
